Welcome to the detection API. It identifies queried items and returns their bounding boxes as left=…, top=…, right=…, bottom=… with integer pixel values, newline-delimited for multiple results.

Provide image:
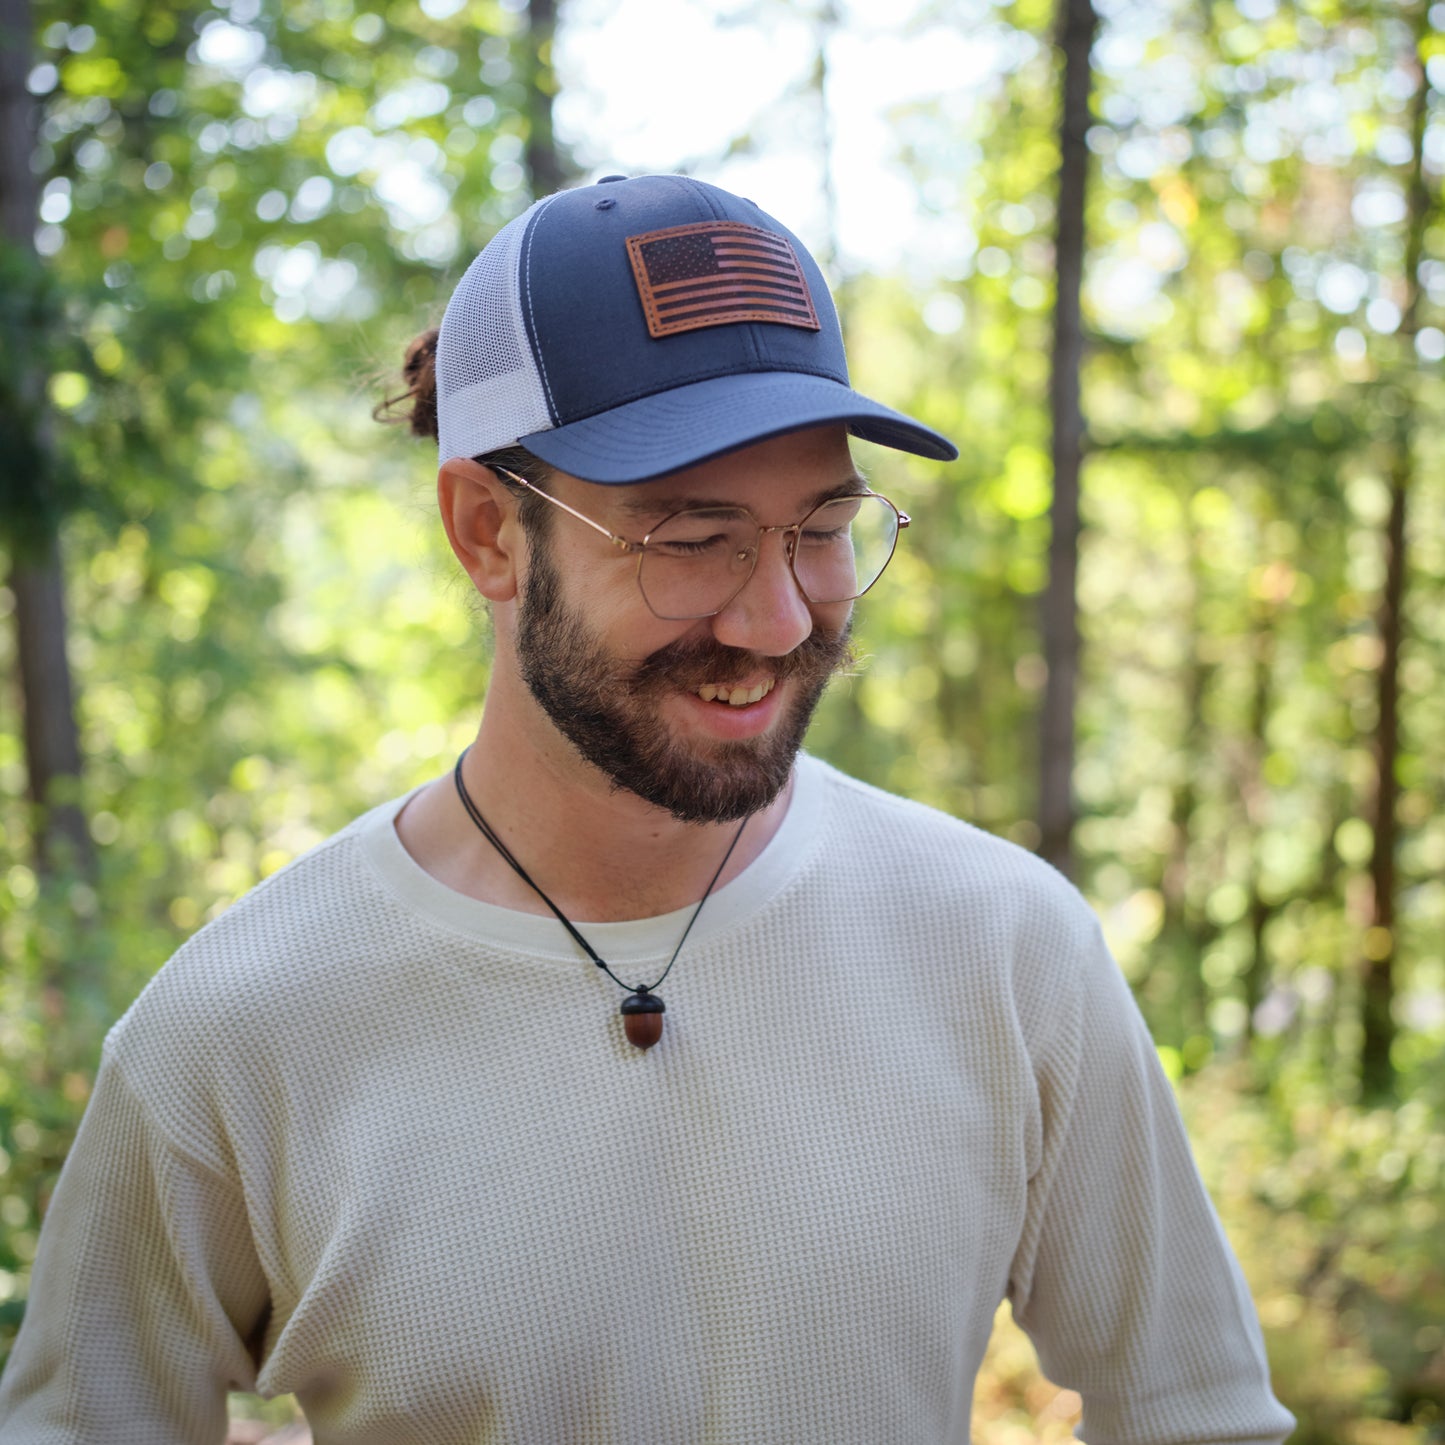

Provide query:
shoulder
left=805, top=756, right=1099, bottom=945
left=800, top=757, right=1109, bottom=1036
left=104, top=796, right=415, bottom=1142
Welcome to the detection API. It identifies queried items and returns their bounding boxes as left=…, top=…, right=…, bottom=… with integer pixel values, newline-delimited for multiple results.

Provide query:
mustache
left=628, top=622, right=857, bottom=692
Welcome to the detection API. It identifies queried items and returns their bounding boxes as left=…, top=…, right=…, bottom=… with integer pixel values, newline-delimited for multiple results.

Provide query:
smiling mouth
left=696, top=679, right=776, bottom=707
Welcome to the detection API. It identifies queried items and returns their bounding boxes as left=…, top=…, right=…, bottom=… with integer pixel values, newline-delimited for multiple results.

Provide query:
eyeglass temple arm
left=490, top=465, right=909, bottom=543
left=487, top=464, right=638, bottom=554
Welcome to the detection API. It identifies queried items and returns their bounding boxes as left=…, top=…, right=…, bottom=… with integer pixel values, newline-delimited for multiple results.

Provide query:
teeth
left=697, top=680, right=775, bottom=706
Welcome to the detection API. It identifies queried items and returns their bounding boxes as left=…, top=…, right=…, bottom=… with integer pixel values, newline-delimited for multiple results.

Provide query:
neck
left=394, top=674, right=792, bottom=922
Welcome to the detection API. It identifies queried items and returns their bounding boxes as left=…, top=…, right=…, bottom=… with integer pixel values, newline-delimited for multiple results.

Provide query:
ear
left=438, top=458, right=524, bottom=602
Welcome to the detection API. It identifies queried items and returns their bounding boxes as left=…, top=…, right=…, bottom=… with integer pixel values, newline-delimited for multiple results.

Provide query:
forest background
left=1, top=0, right=1443, bottom=1438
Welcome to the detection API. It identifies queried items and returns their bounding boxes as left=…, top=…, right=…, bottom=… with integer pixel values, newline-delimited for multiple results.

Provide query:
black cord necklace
left=452, top=751, right=748, bottom=1051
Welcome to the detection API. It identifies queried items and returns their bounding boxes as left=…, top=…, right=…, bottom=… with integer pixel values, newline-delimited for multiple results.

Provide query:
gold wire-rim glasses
left=488, top=464, right=910, bottom=621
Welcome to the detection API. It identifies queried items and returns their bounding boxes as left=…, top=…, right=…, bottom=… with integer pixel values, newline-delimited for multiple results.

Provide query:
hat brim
left=518, top=372, right=957, bottom=484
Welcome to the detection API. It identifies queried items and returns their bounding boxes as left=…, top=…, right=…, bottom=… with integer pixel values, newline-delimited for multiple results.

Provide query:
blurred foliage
left=2, top=0, right=1444, bottom=1437
left=1186, top=1066, right=1445, bottom=1444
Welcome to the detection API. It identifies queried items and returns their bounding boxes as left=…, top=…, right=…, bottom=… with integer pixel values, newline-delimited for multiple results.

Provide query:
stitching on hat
left=681, top=174, right=727, bottom=223
left=672, top=173, right=717, bottom=220
left=519, top=194, right=562, bottom=422
left=547, top=362, right=852, bottom=424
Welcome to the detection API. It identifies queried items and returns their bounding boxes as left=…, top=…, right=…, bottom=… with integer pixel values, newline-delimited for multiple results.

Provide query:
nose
left=708, top=527, right=816, bottom=657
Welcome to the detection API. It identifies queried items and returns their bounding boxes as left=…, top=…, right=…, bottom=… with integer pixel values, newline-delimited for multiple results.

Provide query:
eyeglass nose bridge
left=762, top=520, right=803, bottom=555
left=730, top=520, right=805, bottom=592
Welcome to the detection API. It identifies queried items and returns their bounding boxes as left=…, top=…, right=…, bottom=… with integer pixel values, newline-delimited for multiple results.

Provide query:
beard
left=515, top=539, right=853, bottom=824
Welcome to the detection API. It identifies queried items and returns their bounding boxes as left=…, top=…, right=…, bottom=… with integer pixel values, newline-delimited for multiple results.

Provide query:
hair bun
left=375, top=327, right=440, bottom=439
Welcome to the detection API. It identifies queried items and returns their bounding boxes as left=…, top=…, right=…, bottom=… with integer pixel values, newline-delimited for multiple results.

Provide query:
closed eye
left=800, top=520, right=850, bottom=541
left=648, top=533, right=733, bottom=558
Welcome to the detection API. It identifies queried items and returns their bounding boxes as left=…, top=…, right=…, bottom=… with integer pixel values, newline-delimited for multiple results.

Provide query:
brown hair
left=374, top=327, right=442, bottom=438
left=376, top=327, right=554, bottom=534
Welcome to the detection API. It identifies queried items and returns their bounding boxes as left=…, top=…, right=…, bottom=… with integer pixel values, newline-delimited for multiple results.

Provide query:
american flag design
left=626, top=222, right=820, bottom=339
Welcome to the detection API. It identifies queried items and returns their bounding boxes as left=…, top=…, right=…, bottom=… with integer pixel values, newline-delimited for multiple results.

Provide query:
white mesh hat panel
left=436, top=197, right=558, bottom=463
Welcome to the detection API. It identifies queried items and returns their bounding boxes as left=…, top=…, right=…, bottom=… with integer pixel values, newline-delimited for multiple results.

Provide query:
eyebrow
left=612, top=474, right=872, bottom=523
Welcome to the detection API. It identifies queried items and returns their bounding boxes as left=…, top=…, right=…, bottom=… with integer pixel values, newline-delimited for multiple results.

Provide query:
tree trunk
left=1038, top=0, right=1097, bottom=878
left=1358, top=13, right=1431, bottom=1104
left=1241, top=607, right=1275, bottom=1044
left=810, top=0, right=840, bottom=279
left=1159, top=514, right=1212, bottom=1044
left=1360, top=462, right=1405, bottom=1097
left=0, top=0, right=34, bottom=244
left=0, top=0, right=91, bottom=877
left=522, top=0, right=567, bottom=198
left=12, top=551, right=90, bottom=869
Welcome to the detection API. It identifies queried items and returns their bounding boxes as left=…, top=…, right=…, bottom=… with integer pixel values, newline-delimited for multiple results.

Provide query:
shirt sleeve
left=1007, top=923, right=1296, bottom=1445
left=0, top=1051, right=270, bottom=1444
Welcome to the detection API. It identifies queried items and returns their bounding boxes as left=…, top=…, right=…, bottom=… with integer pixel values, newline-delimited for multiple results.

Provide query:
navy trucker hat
left=435, top=173, right=958, bottom=483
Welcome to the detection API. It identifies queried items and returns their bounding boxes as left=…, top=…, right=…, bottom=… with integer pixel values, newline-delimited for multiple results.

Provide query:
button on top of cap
left=597, top=174, right=627, bottom=183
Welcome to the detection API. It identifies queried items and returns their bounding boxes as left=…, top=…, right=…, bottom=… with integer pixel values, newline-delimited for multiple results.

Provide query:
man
left=0, top=174, right=1294, bottom=1444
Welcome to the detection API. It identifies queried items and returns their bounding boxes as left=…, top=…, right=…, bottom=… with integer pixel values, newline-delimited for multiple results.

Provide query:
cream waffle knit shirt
left=0, top=756, right=1293, bottom=1445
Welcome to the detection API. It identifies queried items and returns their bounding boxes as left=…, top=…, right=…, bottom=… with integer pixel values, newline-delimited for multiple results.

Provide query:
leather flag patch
left=626, top=222, right=821, bottom=339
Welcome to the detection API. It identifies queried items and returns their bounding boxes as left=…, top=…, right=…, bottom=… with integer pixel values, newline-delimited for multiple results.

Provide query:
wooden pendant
left=620, top=990, right=665, bottom=1051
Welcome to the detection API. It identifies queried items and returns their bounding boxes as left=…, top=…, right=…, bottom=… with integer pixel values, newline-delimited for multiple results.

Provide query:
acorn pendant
left=620, top=990, right=665, bottom=1051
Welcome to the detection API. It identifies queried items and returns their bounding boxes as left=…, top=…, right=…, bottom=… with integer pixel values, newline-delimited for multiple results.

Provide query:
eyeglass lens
left=638, top=494, right=900, bottom=620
